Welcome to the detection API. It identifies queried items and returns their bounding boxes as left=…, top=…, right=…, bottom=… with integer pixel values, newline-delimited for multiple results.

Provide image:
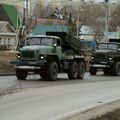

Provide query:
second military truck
left=90, top=39, right=120, bottom=76
left=14, top=32, right=86, bottom=80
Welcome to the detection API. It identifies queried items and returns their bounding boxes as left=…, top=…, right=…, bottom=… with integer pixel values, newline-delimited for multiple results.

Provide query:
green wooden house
left=0, top=4, right=21, bottom=29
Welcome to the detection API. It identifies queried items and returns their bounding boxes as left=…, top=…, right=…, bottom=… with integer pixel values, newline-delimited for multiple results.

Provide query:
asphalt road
left=0, top=72, right=120, bottom=120
left=0, top=76, right=17, bottom=91
left=1, top=72, right=120, bottom=89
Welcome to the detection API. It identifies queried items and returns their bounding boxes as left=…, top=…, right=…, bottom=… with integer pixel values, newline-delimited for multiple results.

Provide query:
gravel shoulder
left=64, top=99, right=120, bottom=120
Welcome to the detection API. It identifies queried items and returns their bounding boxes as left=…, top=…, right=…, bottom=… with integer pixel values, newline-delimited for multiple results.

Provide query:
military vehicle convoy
left=90, top=39, right=120, bottom=76
left=14, top=32, right=86, bottom=80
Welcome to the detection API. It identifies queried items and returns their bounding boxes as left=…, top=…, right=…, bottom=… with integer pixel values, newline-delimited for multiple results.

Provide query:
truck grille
left=21, top=51, right=34, bottom=59
left=94, top=53, right=106, bottom=60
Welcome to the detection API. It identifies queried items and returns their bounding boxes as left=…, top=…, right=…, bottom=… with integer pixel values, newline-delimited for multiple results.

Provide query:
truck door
left=54, top=38, right=62, bottom=59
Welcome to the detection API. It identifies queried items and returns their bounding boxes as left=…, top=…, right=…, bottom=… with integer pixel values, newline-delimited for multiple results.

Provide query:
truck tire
left=112, top=62, right=120, bottom=76
left=16, top=69, right=28, bottom=80
left=40, top=71, right=46, bottom=79
left=90, top=67, right=97, bottom=75
left=103, top=68, right=112, bottom=75
left=68, top=61, right=78, bottom=79
left=77, top=61, right=86, bottom=79
left=46, top=62, right=58, bottom=80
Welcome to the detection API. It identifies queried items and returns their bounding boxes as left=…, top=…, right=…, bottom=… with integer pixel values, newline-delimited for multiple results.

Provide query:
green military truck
left=90, top=39, right=120, bottom=76
left=13, top=32, right=86, bottom=80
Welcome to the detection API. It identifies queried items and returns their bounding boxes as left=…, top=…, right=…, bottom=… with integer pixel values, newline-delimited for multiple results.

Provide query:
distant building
left=0, top=21, right=16, bottom=50
left=107, top=32, right=120, bottom=39
left=80, top=25, right=96, bottom=51
left=80, top=25, right=95, bottom=40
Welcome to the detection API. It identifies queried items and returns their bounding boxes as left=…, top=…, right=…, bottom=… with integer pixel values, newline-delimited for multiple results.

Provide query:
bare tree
left=78, top=3, right=105, bottom=41
left=109, top=4, right=120, bottom=31
left=33, top=3, right=46, bottom=18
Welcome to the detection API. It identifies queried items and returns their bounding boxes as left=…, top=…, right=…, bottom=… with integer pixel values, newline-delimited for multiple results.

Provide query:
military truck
left=14, top=32, right=86, bottom=80
left=90, top=39, right=120, bottom=76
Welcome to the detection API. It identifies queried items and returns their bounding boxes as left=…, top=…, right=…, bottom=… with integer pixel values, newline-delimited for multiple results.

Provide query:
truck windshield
left=26, top=37, right=54, bottom=46
left=98, top=43, right=117, bottom=50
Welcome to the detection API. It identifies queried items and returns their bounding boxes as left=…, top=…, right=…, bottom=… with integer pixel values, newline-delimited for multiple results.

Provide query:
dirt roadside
left=64, top=99, right=120, bottom=120
left=89, top=108, right=120, bottom=120
left=0, top=51, right=16, bottom=74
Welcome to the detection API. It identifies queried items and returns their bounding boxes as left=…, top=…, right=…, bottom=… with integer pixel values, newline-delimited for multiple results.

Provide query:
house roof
left=0, top=21, right=7, bottom=31
left=32, top=24, right=69, bottom=35
left=0, top=21, right=16, bottom=33
left=0, top=32, right=16, bottom=36
left=0, top=4, right=21, bottom=28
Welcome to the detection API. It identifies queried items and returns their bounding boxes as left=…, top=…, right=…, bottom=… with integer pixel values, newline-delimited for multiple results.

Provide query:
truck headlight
left=17, top=55, right=21, bottom=59
left=16, top=53, right=21, bottom=59
left=91, top=56, right=94, bottom=60
left=109, top=57, right=112, bottom=60
left=39, top=55, right=47, bottom=60
left=40, top=56, right=44, bottom=59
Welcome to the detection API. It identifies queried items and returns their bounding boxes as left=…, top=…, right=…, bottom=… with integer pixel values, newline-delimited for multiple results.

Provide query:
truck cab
left=22, top=35, right=62, bottom=59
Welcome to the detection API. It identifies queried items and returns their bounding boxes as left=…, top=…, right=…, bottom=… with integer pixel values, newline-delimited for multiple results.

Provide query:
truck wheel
left=68, top=61, right=78, bottom=79
left=40, top=71, right=46, bottom=79
left=112, top=62, right=120, bottom=76
left=103, top=68, right=112, bottom=75
left=77, top=61, right=86, bottom=79
left=16, top=69, right=28, bottom=80
left=46, top=62, right=58, bottom=80
left=90, top=67, right=97, bottom=75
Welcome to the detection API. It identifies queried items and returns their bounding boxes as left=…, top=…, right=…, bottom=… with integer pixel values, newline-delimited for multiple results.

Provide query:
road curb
left=0, top=73, right=15, bottom=76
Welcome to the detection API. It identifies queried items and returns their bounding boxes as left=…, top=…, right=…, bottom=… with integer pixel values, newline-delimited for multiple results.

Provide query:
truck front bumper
left=11, top=59, right=47, bottom=70
left=15, top=66, right=42, bottom=70
left=90, top=60, right=114, bottom=68
left=90, top=64, right=110, bottom=68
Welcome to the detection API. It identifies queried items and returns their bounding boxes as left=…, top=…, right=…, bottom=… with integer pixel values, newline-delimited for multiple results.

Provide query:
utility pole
left=25, top=0, right=29, bottom=35
left=77, top=0, right=81, bottom=38
left=104, top=0, right=109, bottom=42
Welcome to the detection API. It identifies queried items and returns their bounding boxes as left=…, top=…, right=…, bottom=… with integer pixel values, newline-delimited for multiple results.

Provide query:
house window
left=11, top=38, right=14, bottom=45
left=1, top=38, right=4, bottom=45
left=8, top=38, right=10, bottom=46
left=4, top=38, right=6, bottom=45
